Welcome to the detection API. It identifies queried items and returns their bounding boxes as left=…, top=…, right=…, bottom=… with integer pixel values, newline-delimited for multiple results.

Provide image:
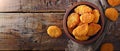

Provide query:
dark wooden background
left=0, top=0, right=120, bottom=50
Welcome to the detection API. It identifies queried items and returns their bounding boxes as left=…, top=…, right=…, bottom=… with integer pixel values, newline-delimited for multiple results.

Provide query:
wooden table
left=0, top=0, right=120, bottom=50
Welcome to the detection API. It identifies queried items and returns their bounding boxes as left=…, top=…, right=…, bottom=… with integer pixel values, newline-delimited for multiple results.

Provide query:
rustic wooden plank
left=23, top=13, right=68, bottom=50
left=39, top=33, right=68, bottom=50
left=21, top=0, right=77, bottom=12
left=0, top=0, right=20, bottom=12
left=33, top=13, right=68, bottom=50
left=0, top=0, right=76, bottom=12
left=0, top=45, right=19, bottom=50
left=0, top=13, right=26, bottom=33
left=0, top=13, right=41, bottom=50
left=0, top=0, right=77, bottom=12
left=0, top=33, right=21, bottom=50
left=0, top=33, right=19, bottom=39
left=0, top=13, right=68, bottom=50
left=0, top=13, right=64, bottom=33
left=20, top=0, right=32, bottom=12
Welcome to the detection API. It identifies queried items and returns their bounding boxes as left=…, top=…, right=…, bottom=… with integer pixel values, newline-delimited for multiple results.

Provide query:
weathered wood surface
left=96, top=19, right=120, bottom=51
left=0, top=13, right=68, bottom=50
left=0, top=13, right=64, bottom=33
left=21, top=0, right=77, bottom=12
left=0, top=0, right=120, bottom=51
left=0, top=0, right=21, bottom=12
left=98, top=0, right=120, bottom=51
left=0, top=0, right=77, bottom=12
left=0, top=33, right=20, bottom=50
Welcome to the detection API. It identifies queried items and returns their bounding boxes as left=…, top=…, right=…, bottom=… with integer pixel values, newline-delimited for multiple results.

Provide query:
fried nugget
left=105, top=8, right=119, bottom=21
left=74, top=5, right=92, bottom=14
left=75, top=35, right=89, bottom=41
left=47, top=26, right=62, bottom=38
left=72, top=23, right=88, bottom=36
left=87, top=23, right=101, bottom=36
left=100, top=43, right=114, bottom=51
left=108, top=0, right=120, bottom=7
left=80, top=13, right=95, bottom=23
left=67, top=13, right=80, bottom=28
left=92, top=9, right=100, bottom=23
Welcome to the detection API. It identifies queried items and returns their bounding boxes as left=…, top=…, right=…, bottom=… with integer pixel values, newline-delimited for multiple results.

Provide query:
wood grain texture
left=38, top=0, right=66, bottom=10
left=0, top=33, right=21, bottom=50
left=0, top=0, right=21, bottom=12
left=0, top=13, right=64, bottom=33
left=100, top=17, right=120, bottom=51
left=0, top=0, right=119, bottom=50
left=0, top=0, right=77, bottom=12
left=0, top=13, right=69, bottom=50
left=21, top=0, right=76, bottom=12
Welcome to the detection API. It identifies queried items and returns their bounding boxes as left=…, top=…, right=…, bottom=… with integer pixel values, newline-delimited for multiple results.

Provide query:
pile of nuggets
left=67, top=5, right=101, bottom=41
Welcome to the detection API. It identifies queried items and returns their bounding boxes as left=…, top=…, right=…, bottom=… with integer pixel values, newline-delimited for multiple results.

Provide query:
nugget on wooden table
left=100, top=43, right=114, bottom=51
left=47, top=26, right=62, bottom=38
left=105, top=8, right=119, bottom=21
left=108, top=0, right=120, bottom=7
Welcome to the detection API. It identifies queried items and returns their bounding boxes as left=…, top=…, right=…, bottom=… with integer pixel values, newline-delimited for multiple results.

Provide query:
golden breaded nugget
left=74, top=5, right=92, bottom=14
left=100, top=43, right=114, bottom=51
left=92, top=9, right=100, bottom=23
left=105, top=8, right=119, bottom=21
left=72, top=24, right=88, bottom=36
left=67, top=13, right=80, bottom=28
left=75, top=35, right=89, bottom=41
left=108, top=0, right=120, bottom=7
left=87, top=23, right=101, bottom=36
left=47, top=26, right=62, bottom=38
left=80, top=13, right=94, bottom=23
